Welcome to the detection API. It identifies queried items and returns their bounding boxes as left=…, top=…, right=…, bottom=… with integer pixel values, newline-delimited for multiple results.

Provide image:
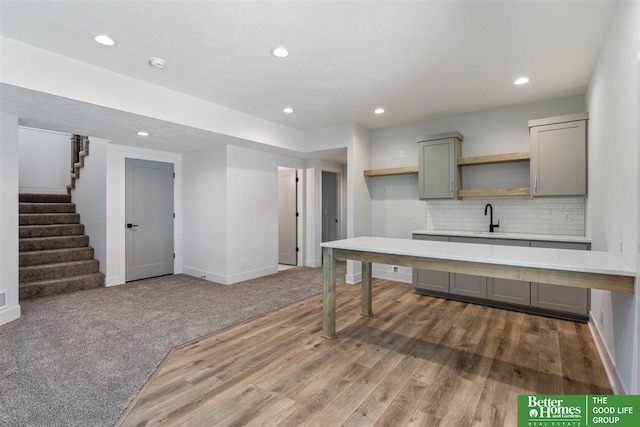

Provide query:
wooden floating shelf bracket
left=457, top=187, right=530, bottom=198
left=457, top=151, right=530, bottom=166
left=363, top=166, right=419, bottom=177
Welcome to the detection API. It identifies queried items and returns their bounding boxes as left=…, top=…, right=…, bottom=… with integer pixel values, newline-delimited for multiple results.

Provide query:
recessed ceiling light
left=94, top=35, right=115, bottom=46
left=271, top=47, right=289, bottom=58
left=283, top=107, right=294, bottom=114
left=514, top=77, right=530, bottom=85
left=374, top=108, right=385, bottom=114
left=149, top=57, right=166, bottom=69
left=137, top=131, right=149, bottom=137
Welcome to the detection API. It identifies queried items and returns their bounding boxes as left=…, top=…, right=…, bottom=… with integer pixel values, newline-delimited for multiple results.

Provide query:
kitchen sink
left=472, top=231, right=507, bottom=236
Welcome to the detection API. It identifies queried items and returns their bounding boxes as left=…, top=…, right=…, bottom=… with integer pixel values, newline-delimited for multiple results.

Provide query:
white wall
left=0, top=112, right=21, bottom=325
left=182, top=143, right=228, bottom=283
left=71, top=137, right=109, bottom=274
left=18, top=127, right=70, bottom=194
left=346, top=124, right=372, bottom=283
left=105, top=144, right=182, bottom=286
left=586, top=0, right=640, bottom=394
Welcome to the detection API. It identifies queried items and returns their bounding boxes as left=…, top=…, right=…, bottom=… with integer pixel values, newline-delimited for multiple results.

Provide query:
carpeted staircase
left=19, top=193, right=105, bottom=299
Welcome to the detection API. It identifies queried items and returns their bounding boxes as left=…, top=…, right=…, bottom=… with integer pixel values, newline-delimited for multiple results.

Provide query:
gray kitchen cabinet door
left=485, top=239, right=531, bottom=305
left=530, top=115, right=587, bottom=196
left=449, top=237, right=486, bottom=298
left=418, top=133, right=461, bottom=199
left=412, top=234, right=450, bottom=292
left=530, top=241, right=590, bottom=315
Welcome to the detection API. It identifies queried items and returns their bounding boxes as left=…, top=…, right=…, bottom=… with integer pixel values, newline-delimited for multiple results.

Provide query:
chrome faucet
left=484, top=203, right=500, bottom=233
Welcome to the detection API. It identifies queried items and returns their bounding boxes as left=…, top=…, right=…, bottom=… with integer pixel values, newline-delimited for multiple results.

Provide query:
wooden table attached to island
left=320, top=236, right=635, bottom=339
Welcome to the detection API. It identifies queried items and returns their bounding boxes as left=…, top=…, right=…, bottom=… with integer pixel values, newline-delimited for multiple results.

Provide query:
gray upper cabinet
left=412, top=235, right=450, bottom=293
left=529, top=113, right=587, bottom=197
left=530, top=241, right=590, bottom=316
left=417, top=132, right=462, bottom=199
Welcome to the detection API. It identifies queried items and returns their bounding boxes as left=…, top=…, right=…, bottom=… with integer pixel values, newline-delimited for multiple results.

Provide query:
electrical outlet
left=393, top=151, right=399, bottom=159
left=393, top=266, right=399, bottom=273
left=241, top=259, right=246, bottom=269
left=600, top=309, right=604, bottom=327
left=564, top=212, right=571, bottom=221
left=406, top=210, right=413, bottom=219
left=620, top=235, right=623, bottom=253
left=398, top=150, right=404, bottom=158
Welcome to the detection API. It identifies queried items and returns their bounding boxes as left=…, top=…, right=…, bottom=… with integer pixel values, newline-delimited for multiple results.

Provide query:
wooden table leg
left=322, top=247, right=336, bottom=339
left=362, top=261, right=372, bottom=317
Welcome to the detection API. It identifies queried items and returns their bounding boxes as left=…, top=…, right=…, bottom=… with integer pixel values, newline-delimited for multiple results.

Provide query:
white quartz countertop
left=411, top=229, right=591, bottom=244
left=321, top=236, right=634, bottom=277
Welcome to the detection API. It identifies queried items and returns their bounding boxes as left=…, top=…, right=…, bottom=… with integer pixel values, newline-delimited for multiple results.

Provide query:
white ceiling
left=0, top=0, right=616, bottom=135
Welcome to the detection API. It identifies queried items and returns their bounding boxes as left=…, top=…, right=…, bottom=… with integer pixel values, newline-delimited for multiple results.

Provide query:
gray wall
left=586, top=0, right=639, bottom=394
left=0, top=112, right=20, bottom=325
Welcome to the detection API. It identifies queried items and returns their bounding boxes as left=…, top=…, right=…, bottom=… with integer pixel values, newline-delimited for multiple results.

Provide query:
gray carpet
left=0, top=264, right=345, bottom=427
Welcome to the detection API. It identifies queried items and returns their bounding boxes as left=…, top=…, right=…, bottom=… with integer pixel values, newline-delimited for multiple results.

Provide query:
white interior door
left=322, top=171, right=339, bottom=242
left=125, top=158, right=174, bottom=281
left=278, top=167, right=297, bottom=265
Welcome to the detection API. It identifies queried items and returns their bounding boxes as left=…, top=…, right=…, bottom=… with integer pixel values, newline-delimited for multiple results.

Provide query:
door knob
left=126, top=223, right=139, bottom=228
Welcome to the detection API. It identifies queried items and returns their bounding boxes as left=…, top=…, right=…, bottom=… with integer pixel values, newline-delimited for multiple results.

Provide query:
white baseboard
left=305, top=259, right=321, bottom=268
left=0, top=305, right=21, bottom=326
left=226, top=266, right=279, bottom=285
left=19, top=187, right=67, bottom=195
left=105, top=276, right=125, bottom=287
left=346, top=272, right=361, bottom=285
left=372, top=267, right=413, bottom=284
left=589, top=312, right=626, bottom=394
left=182, top=266, right=227, bottom=285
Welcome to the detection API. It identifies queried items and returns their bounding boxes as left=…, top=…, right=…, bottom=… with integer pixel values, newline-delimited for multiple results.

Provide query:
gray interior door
left=125, top=158, right=174, bottom=281
left=278, top=168, right=297, bottom=265
left=322, top=171, right=339, bottom=242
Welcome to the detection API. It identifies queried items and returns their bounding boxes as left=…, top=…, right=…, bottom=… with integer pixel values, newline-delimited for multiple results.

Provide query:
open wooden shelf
left=363, top=166, right=418, bottom=177
left=457, top=151, right=530, bottom=166
left=457, top=187, right=530, bottom=198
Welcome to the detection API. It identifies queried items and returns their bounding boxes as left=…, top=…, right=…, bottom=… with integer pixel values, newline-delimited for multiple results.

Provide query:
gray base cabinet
left=530, top=241, right=590, bottom=316
left=413, top=235, right=450, bottom=292
left=412, top=233, right=590, bottom=320
left=486, top=239, right=531, bottom=305
left=449, top=237, right=487, bottom=298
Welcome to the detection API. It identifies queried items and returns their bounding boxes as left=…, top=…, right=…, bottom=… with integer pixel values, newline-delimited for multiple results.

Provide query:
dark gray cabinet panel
left=413, top=235, right=450, bottom=292
left=530, top=241, right=590, bottom=315
left=530, top=114, right=587, bottom=196
left=417, top=133, right=462, bottom=199
left=449, top=237, right=486, bottom=298
left=485, top=239, right=530, bottom=305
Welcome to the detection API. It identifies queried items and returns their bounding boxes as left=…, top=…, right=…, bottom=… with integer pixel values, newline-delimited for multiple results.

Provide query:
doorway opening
left=125, top=158, right=174, bottom=282
left=278, top=167, right=298, bottom=267
left=322, top=171, right=339, bottom=242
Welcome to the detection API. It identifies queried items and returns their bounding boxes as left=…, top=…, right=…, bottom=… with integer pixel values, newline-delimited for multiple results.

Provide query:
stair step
left=19, top=272, right=105, bottom=300
left=19, top=203, right=76, bottom=214
left=19, top=193, right=71, bottom=203
left=19, top=213, right=80, bottom=225
left=20, top=247, right=94, bottom=267
left=20, top=235, right=89, bottom=252
left=20, top=260, right=100, bottom=282
left=19, top=224, right=84, bottom=238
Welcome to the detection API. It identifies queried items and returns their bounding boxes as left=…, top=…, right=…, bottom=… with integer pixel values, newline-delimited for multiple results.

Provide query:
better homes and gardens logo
left=518, top=395, right=640, bottom=427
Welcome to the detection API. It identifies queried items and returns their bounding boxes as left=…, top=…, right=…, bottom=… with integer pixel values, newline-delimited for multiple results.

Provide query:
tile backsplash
left=425, top=197, right=585, bottom=236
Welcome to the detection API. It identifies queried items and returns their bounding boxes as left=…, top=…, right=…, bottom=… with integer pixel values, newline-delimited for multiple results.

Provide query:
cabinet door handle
left=449, top=180, right=453, bottom=193
left=534, top=174, right=538, bottom=193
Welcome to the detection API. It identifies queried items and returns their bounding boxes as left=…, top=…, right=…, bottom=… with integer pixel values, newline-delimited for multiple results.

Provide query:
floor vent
left=0, top=290, right=6, bottom=309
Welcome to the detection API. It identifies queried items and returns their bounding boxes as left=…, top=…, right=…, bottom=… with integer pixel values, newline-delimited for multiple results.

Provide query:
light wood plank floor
left=116, top=279, right=611, bottom=427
